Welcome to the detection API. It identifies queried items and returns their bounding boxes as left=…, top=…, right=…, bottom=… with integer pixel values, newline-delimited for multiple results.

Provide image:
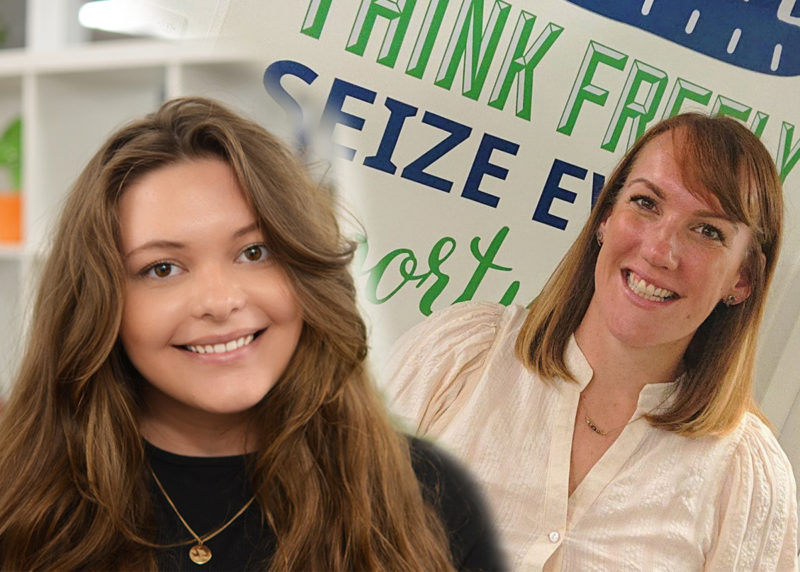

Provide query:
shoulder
left=409, top=437, right=507, bottom=571
left=706, top=413, right=798, bottom=568
left=382, top=302, right=527, bottom=435
left=712, top=413, right=796, bottom=503
left=416, top=300, right=525, bottom=336
left=725, top=413, right=796, bottom=486
left=389, top=301, right=526, bottom=367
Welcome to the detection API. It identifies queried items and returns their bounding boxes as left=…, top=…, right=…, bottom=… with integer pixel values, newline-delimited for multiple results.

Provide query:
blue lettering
left=320, top=78, right=377, bottom=160
left=363, top=97, right=419, bottom=174
left=462, top=134, right=519, bottom=208
left=400, top=112, right=472, bottom=193
left=533, top=158, right=585, bottom=230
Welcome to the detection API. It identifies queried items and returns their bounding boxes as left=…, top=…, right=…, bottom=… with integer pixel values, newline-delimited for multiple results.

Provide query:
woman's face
left=587, top=131, right=754, bottom=357
left=119, top=158, right=303, bottom=426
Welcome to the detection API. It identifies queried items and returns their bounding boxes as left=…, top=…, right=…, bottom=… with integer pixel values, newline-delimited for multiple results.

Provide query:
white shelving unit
left=0, top=1, right=274, bottom=392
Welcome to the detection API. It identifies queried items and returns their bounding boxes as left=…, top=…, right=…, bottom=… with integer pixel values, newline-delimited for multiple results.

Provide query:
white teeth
left=186, top=334, right=255, bottom=355
left=626, top=272, right=676, bottom=302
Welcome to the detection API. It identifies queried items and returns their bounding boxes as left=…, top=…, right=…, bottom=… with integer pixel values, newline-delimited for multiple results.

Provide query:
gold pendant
left=585, top=416, right=607, bottom=436
left=189, top=544, right=212, bottom=565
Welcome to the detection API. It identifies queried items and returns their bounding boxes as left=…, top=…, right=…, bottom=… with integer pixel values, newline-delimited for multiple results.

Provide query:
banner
left=217, top=0, right=800, bottom=424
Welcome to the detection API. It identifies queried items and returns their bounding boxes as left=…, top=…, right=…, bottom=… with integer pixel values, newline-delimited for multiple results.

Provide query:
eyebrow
left=627, top=177, right=738, bottom=225
left=124, top=222, right=261, bottom=259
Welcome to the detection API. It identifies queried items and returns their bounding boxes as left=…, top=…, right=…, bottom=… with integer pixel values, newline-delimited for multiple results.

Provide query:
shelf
left=0, top=48, right=28, bottom=77
left=0, top=39, right=252, bottom=79
left=0, top=244, right=23, bottom=259
left=29, top=38, right=252, bottom=74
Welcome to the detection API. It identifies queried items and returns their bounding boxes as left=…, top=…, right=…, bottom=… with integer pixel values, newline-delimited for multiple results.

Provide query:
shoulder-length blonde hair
left=515, top=113, right=783, bottom=437
left=0, top=97, right=453, bottom=570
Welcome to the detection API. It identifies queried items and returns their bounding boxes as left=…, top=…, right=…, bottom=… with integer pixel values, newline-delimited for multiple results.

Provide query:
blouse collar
left=565, top=335, right=680, bottom=415
left=565, top=335, right=594, bottom=390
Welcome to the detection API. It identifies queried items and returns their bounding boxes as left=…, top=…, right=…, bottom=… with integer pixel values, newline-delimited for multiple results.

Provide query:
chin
left=188, top=389, right=270, bottom=417
left=605, top=317, right=669, bottom=349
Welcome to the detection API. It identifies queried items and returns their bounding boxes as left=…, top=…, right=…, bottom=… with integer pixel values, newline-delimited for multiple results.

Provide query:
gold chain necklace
left=579, top=393, right=632, bottom=437
left=150, top=469, right=256, bottom=565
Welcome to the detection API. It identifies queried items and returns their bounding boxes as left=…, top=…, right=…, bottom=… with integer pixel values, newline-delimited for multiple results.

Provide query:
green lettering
left=434, top=0, right=512, bottom=100
left=499, top=280, right=520, bottom=305
left=750, top=111, right=769, bottom=138
left=363, top=247, right=420, bottom=304
left=346, top=0, right=417, bottom=68
left=601, top=60, right=667, bottom=152
left=488, top=12, right=563, bottom=120
left=777, top=122, right=800, bottom=183
left=711, top=96, right=751, bottom=122
left=301, top=0, right=333, bottom=38
left=417, top=237, right=457, bottom=315
left=406, top=0, right=450, bottom=78
left=454, top=226, right=513, bottom=302
left=661, top=78, right=711, bottom=119
left=557, top=41, right=627, bottom=136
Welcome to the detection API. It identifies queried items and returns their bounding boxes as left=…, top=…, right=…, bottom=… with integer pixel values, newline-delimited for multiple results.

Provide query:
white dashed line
left=641, top=0, right=654, bottom=16
left=727, top=28, right=742, bottom=53
left=771, top=43, right=783, bottom=71
left=685, top=10, right=700, bottom=34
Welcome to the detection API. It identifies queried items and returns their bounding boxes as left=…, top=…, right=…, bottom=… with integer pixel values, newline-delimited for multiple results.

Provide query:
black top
left=147, top=437, right=505, bottom=571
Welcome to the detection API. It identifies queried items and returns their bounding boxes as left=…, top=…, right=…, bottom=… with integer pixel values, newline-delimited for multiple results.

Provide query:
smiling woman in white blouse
left=385, top=112, right=798, bottom=570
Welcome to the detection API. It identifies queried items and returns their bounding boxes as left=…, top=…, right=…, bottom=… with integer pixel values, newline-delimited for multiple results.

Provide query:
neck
left=574, top=311, right=685, bottom=400
left=139, top=386, right=256, bottom=457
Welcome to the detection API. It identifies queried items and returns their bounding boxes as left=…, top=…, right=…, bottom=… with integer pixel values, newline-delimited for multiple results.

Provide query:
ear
left=597, top=208, right=611, bottom=233
left=727, top=251, right=764, bottom=305
left=727, top=275, right=751, bottom=306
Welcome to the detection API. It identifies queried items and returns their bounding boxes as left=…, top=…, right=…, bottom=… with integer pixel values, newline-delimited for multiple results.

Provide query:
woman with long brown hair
left=386, top=113, right=797, bottom=569
left=0, top=97, right=503, bottom=570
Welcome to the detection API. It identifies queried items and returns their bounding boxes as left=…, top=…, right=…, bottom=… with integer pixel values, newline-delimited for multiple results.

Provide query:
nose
left=191, top=266, right=246, bottom=321
left=641, top=219, right=679, bottom=271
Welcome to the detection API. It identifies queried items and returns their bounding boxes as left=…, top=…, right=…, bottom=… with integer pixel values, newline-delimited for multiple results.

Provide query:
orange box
left=0, top=193, right=21, bottom=243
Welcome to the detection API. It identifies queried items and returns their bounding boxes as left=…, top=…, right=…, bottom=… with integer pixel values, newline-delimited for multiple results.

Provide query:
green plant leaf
left=0, top=116, right=22, bottom=190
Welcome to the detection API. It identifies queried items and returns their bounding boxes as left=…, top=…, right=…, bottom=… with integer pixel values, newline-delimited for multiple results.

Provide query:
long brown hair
left=515, top=113, right=783, bottom=437
left=0, top=97, right=454, bottom=570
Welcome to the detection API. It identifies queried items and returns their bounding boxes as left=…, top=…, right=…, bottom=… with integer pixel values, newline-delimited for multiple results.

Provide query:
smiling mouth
left=184, top=330, right=264, bottom=355
left=626, top=271, right=678, bottom=302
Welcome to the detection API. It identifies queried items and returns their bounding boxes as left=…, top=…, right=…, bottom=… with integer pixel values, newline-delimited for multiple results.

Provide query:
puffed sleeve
left=381, top=301, right=507, bottom=436
left=706, top=416, right=798, bottom=571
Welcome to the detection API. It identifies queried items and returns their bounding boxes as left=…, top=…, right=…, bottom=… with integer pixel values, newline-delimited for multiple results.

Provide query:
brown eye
left=240, top=244, right=268, bottom=262
left=631, top=195, right=657, bottom=211
left=697, top=224, right=725, bottom=242
left=154, top=263, right=171, bottom=277
left=143, top=262, right=178, bottom=279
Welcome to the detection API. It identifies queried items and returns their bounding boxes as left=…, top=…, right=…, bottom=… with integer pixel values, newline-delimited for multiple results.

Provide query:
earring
left=723, top=295, right=737, bottom=306
left=596, top=230, right=604, bottom=247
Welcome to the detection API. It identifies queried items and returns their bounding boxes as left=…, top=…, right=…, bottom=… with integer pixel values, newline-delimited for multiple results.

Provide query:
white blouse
left=382, top=301, right=798, bottom=571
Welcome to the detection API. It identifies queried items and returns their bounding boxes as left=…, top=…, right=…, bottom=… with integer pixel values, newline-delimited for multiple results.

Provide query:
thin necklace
left=579, top=393, right=632, bottom=437
left=150, top=469, right=256, bottom=565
